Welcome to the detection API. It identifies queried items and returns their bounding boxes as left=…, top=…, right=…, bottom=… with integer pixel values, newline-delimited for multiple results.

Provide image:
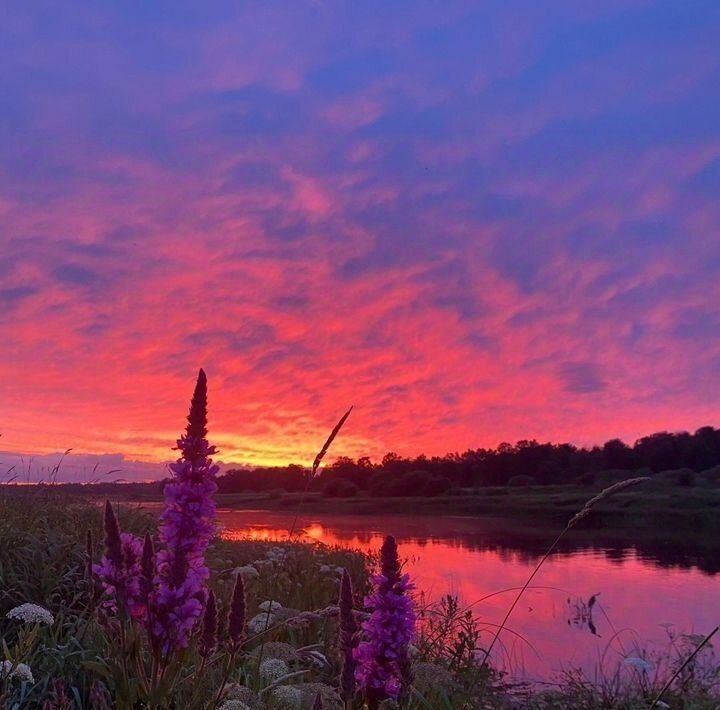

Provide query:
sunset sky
left=2, top=2, right=720, bottom=479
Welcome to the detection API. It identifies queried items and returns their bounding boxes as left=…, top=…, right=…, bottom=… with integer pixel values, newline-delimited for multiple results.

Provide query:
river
left=217, top=508, right=720, bottom=682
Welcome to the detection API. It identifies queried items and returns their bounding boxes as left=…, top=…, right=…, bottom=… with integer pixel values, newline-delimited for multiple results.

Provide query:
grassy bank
left=208, top=478, right=720, bottom=526
left=113, top=473, right=720, bottom=531
left=1, top=490, right=718, bottom=708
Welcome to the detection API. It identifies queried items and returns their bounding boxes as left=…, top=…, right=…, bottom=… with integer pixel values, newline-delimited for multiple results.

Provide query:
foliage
left=321, top=478, right=359, bottom=498
left=209, top=424, right=720, bottom=493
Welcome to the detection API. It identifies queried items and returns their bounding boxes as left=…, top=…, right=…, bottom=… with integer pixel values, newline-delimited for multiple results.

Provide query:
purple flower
left=93, top=501, right=146, bottom=620
left=354, top=536, right=416, bottom=705
left=152, top=369, right=219, bottom=651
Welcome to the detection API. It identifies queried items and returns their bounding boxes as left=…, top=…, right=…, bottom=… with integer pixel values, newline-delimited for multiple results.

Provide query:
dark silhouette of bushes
left=211, top=424, right=720, bottom=496
left=676, top=469, right=696, bottom=487
left=577, top=472, right=597, bottom=487
left=368, top=470, right=453, bottom=497
left=323, top=478, right=360, bottom=498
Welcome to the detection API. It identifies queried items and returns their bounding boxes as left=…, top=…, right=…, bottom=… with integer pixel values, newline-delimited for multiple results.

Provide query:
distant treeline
left=216, top=425, right=720, bottom=496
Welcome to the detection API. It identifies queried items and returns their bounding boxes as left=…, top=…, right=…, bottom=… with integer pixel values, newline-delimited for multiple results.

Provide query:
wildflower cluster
left=354, top=535, right=416, bottom=705
left=91, top=369, right=228, bottom=699
left=6, top=603, right=54, bottom=626
left=1, top=660, right=34, bottom=684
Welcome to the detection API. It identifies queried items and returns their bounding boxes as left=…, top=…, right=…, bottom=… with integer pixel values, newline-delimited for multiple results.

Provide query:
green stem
left=211, top=650, right=236, bottom=710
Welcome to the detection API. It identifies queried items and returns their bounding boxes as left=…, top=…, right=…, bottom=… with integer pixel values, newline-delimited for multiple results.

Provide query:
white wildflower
left=248, top=612, right=277, bottom=635
left=15, top=663, right=33, bottom=683
left=234, top=565, right=260, bottom=582
left=1, top=660, right=34, bottom=683
left=268, top=685, right=302, bottom=710
left=259, top=600, right=283, bottom=612
left=221, top=682, right=261, bottom=708
left=266, top=547, right=288, bottom=562
left=218, top=701, right=252, bottom=710
left=249, top=642, right=299, bottom=664
left=6, top=603, right=54, bottom=626
left=260, top=658, right=290, bottom=684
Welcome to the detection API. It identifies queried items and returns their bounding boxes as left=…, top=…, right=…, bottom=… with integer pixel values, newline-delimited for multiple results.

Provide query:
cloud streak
left=1, top=1, right=720, bottom=476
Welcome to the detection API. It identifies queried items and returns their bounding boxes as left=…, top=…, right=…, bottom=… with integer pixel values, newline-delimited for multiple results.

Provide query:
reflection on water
left=217, top=508, right=720, bottom=680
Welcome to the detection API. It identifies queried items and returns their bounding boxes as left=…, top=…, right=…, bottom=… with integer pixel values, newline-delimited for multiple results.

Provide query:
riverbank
left=114, top=476, right=720, bottom=573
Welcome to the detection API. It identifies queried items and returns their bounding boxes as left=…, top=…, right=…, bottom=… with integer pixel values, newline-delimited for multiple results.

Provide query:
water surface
left=217, top=508, right=720, bottom=681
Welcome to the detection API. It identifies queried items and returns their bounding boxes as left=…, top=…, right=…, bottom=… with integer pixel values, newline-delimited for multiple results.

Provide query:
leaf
left=80, top=660, right=111, bottom=680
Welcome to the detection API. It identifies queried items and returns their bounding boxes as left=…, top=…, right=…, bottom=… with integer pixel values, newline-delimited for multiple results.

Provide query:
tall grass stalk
left=254, top=407, right=352, bottom=671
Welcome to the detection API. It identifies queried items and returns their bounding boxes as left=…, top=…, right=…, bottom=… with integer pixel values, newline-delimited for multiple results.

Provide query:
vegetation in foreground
left=1, top=491, right=719, bottom=709
left=1, top=370, right=718, bottom=708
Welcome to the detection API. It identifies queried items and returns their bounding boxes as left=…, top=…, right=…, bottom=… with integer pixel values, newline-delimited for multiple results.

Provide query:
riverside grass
left=1, top=374, right=719, bottom=707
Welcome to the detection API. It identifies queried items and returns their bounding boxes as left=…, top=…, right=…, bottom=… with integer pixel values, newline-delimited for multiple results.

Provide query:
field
left=1, top=489, right=719, bottom=708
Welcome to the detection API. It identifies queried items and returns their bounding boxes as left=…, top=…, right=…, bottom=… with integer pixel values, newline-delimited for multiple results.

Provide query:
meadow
left=1, top=372, right=718, bottom=708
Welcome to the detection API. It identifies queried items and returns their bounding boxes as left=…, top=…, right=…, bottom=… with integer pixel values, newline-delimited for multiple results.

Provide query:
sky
left=2, top=1, right=720, bottom=480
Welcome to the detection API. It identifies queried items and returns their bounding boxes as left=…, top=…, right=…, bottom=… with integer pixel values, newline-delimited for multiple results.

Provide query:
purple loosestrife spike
left=354, top=536, right=416, bottom=706
left=339, top=569, right=358, bottom=703
left=94, top=502, right=146, bottom=619
left=228, top=573, right=246, bottom=652
left=199, top=589, right=217, bottom=657
left=380, top=535, right=401, bottom=585
left=185, top=367, right=208, bottom=449
left=153, top=368, right=219, bottom=652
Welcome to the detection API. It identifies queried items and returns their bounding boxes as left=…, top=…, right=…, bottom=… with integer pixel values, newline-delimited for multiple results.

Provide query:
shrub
left=379, top=471, right=452, bottom=497
left=577, top=472, right=597, bottom=487
left=323, top=478, right=360, bottom=498
left=676, top=469, right=696, bottom=487
left=700, top=465, right=720, bottom=483
left=421, top=475, right=452, bottom=497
